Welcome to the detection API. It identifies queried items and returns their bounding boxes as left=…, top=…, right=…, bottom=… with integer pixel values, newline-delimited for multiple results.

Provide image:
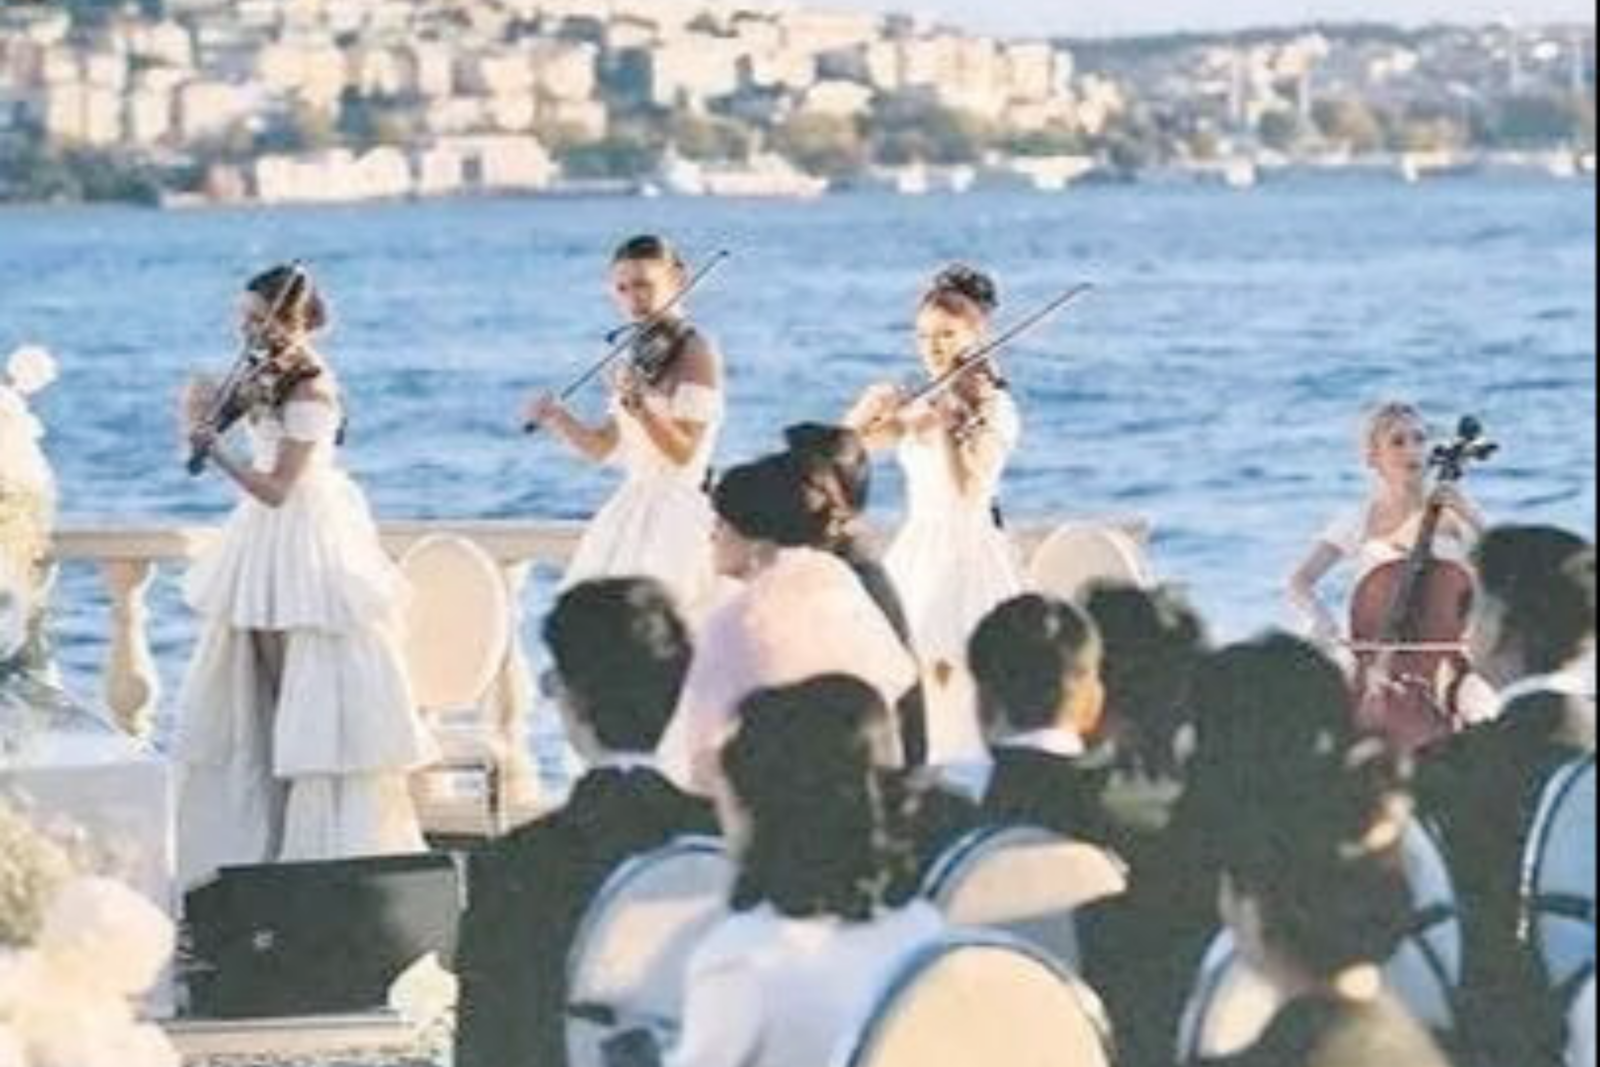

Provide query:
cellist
left=1289, top=404, right=1493, bottom=752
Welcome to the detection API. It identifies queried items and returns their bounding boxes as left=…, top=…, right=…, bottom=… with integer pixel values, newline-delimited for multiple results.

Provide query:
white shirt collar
left=592, top=752, right=663, bottom=775
left=1495, top=654, right=1598, bottom=714
left=1003, top=728, right=1087, bottom=759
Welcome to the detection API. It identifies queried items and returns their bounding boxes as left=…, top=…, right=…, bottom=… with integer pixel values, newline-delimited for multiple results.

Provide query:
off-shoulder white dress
left=561, top=376, right=723, bottom=614
left=175, top=398, right=435, bottom=886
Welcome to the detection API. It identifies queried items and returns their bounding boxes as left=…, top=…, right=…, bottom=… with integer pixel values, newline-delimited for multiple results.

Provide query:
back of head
left=543, top=578, right=692, bottom=753
left=969, top=594, right=1102, bottom=736
left=712, top=453, right=831, bottom=549
left=1473, top=525, right=1595, bottom=675
left=1188, top=633, right=1356, bottom=810
left=784, top=423, right=872, bottom=551
left=1219, top=739, right=1415, bottom=981
left=1085, top=582, right=1209, bottom=778
left=723, top=675, right=917, bottom=921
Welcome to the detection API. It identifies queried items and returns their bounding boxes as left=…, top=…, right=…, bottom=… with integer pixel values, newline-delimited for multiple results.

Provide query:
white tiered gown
left=175, top=399, right=436, bottom=886
left=886, top=392, right=1025, bottom=668
left=561, top=380, right=723, bottom=615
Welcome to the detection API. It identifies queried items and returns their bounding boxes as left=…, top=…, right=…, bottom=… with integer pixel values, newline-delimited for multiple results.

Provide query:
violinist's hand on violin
left=180, top=375, right=220, bottom=429
left=187, top=424, right=219, bottom=458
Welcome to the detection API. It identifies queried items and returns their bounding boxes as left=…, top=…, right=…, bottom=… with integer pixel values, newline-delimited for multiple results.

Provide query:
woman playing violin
left=846, top=265, right=1025, bottom=685
left=1288, top=402, right=1488, bottom=646
left=525, top=235, right=725, bottom=617
left=174, top=265, right=434, bottom=887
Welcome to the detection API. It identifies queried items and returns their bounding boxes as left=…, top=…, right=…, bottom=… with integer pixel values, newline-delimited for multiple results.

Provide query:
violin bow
left=867, top=282, right=1095, bottom=434
left=524, top=250, right=732, bottom=435
left=187, top=260, right=310, bottom=475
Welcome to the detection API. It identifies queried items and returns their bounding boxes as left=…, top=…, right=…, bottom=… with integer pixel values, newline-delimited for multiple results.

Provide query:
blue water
left=1, top=181, right=1595, bottom=701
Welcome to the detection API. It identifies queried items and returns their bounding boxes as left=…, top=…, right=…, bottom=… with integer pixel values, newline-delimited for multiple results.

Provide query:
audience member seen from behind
left=659, top=455, right=918, bottom=792
left=1081, top=634, right=1358, bottom=1067
left=1415, top=526, right=1596, bottom=1066
left=455, top=579, right=716, bottom=1067
left=966, top=593, right=1115, bottom=846
left=784, top=421, right=928, bottom=763
left=664, top=675, right=946, bottom=1067
left=1200, top=740, right=1453, bottom=1067
left=1083, top=582, right=1210, bottom=862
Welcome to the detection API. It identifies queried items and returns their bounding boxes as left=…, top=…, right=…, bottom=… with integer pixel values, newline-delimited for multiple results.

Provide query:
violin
left=187, top=264, right=319, bottom=475
left=524, top=250, right=730, bottom=435
left=1348, top=416, right=1498, bottom=753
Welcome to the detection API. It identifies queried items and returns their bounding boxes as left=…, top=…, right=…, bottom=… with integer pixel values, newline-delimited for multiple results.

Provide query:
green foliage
left=866, top=94, right=996, bottom=165
left=667, top=112, right=751, bottom=161
left=1311, top=98, right=1386, bottom=153
left=773, top=112, right=865, bottom=176
left=0, top=142, right=162, bottom=205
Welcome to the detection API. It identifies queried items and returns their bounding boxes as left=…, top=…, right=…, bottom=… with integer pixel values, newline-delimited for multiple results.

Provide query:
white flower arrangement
left=0, top=804, right=178, bottom=1067
left=0, top=351, right=55, bottom=401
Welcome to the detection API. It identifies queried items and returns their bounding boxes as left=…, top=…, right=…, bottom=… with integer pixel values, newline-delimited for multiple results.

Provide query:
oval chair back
left=1028, top=523, right=1153, bottom=603
left=1522, top=757, right=1597, bottom=992
left=399, top=534, right=514, bottom=835
left=1176, top=820, right=1463, bottom=1062
left=922, top=825, right=1128, bottom=971
left=831, top=932, right=1114, bottom=1067
left=1566, top=967, right=1595, bottom=1067
left=565, top=837, right=733, bottom=1067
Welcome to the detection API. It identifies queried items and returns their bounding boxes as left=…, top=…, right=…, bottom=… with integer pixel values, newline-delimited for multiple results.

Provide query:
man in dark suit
left=966, top=594, right=1114, bottom=846
left=1415, top=525, right=1596, bottom=1067
left=454, top=579, right=716, bottom=1067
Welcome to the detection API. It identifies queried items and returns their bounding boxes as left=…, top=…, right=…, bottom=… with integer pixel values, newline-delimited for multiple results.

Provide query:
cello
left=1349, top=416, right=1498, bottom=753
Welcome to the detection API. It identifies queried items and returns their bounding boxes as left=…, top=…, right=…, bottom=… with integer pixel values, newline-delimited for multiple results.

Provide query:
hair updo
left=613, top=234, right=686, bottom=272
left=923, top=264, right=1000, bottom=321
left=246, top=264, right=327, bottom=338
left=784, top=423, right=871, bottom=551
left=1361, top=400, right=1426, bottom=454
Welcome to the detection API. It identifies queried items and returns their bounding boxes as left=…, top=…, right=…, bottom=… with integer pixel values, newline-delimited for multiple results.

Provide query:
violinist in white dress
left=177, top=265, right=434, bottom=886
left=848, top=265, right=1025, bottom=674
left=525, top=236, right=725, bottom=616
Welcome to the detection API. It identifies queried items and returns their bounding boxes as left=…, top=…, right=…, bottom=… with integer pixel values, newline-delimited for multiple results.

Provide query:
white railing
left=51, top=516, right=1147, bottom=803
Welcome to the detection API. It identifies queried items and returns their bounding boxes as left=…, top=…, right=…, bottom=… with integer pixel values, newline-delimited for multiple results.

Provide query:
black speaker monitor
left=184, top=852, right=461, bottom=1019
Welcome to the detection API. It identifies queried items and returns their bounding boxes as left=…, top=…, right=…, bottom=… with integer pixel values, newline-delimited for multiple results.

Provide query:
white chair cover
left=831, top=932, right=1113, bottom=1067
left=1027, top=523, right=1153, bottom=603
left=398, top=535, right=513, bottom=835
left=922, top=825, right=1128, bottom=971
left=1177, top=820, right=1462, bottom=1062
left=1567, top=969, right=1595, bottom=1067
left=1522, top=758, right=1597, bottom=992
left=566, top=837, right=733, bottom=1067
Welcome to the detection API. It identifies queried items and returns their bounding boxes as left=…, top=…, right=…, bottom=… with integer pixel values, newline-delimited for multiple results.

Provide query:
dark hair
left=711, top=454, right=831, bottom=549
left=1218, top=740, right=1415, bottom=979
left=723, top=675, right=920, bottom=921
left=1474, top=525, right=1596, bottom=674
left=1084, top=582, right=1209, bottom=778
left=1184, top=633, right=1357, bottom=830
left=612, top=234, right=685, bottom=271
left=783, top=423, right=871, bottom=553
left=246, top=264, right=327, bottom=336
left=542, top=578, right=693, bottom=752
left=923, top=264, right=999, bottom=320
left=968, top=594, right=1102, bottom=735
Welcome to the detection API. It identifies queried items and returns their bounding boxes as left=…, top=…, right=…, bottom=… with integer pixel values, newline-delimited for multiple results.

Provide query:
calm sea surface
left=1, top=181, right=1594, bottom=708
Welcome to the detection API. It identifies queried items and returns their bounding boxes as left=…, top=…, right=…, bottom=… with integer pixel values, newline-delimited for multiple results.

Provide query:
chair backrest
left=565, top=838, right=733, bottom=1067
left=1523, top=757, right=1597, bottom=992
left=398, top=535, right=511, bottom=712
left=1027, top=523, right=1153, bottom=603
left=1567, top=968, right=1595, bottom=1067
left=922, top=825, right=1128, bottom=971
left=832, top=932, right=1114, bottom=1067
left=1177, top=821, right=1463, bottom=1062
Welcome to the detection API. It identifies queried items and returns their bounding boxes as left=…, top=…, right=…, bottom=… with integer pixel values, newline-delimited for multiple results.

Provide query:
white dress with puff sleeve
left=175, top=397, right=435, bottom=886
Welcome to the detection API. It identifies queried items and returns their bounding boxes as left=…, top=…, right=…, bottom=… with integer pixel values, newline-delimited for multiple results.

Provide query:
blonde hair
left=1362, top=401, right=1426, bottom=455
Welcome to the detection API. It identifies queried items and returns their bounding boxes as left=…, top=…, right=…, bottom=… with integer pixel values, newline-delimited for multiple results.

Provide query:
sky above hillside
left=827, top=0, right=1597, bottom=38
